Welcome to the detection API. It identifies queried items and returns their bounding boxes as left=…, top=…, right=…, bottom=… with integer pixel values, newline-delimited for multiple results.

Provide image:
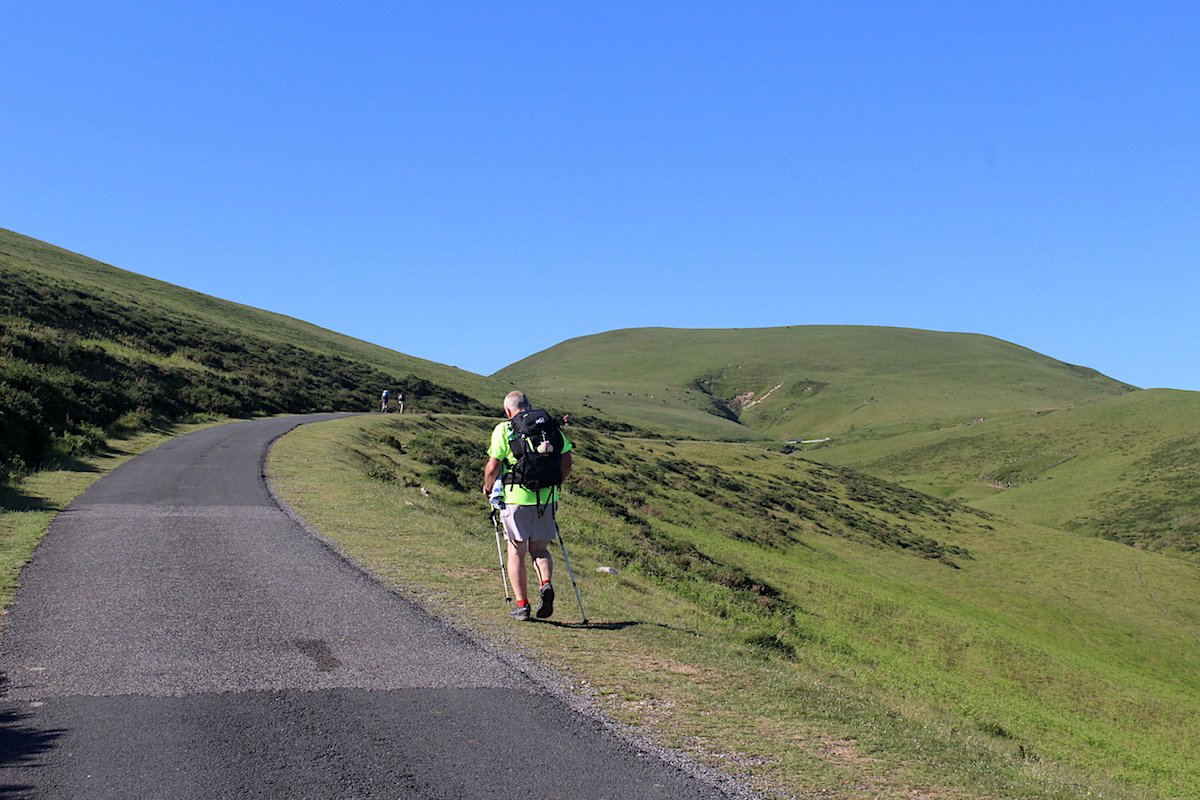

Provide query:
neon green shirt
left=488, top=419, right=572, bottom=506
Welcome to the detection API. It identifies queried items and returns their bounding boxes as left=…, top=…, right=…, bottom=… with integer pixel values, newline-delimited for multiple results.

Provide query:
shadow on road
left=0, top=697, right=66, bottom=795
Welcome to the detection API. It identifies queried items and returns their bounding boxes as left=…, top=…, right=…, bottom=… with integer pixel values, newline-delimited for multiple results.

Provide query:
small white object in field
left=595, top=566, right=618, bottom=575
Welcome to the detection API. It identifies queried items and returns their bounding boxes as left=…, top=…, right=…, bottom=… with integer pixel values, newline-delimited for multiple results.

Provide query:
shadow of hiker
left=0, top=700, right=66, bottom=796
left=535, top=620, right=680, bottom=632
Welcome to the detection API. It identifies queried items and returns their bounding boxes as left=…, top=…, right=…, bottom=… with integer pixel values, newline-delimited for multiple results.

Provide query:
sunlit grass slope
left=497, top=325, right=1200, bottom=554
left=271, top=413, right=1200, bottom=799
left=809, top=388, right=1200, bottom=555
left=495, top=326, right=1136, bottom=443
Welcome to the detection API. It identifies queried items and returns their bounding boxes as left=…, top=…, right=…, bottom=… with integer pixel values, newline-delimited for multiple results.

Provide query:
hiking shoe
left=536, top=583, right=555, bottom=619
left=510, top=604, right=531, bottom=622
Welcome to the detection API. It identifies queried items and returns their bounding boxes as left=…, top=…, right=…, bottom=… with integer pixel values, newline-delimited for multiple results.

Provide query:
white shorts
left=499, top=503, right=559, bottom=543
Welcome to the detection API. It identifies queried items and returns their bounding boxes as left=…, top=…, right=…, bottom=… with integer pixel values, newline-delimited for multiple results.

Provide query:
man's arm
left=483, top=456, right=504, bottom=496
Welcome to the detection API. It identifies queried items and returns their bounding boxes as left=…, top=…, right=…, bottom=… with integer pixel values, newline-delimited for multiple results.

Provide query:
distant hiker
left=482, top=391, right=573, bottom=621
left=561, top=414, right=570, bottom=426
left=380, top=389, right=390, bottom=413
left=397, top=391, right=405, bottom=414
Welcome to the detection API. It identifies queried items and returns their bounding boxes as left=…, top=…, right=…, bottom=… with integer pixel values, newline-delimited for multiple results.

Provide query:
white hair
left=503, top=390, right=531, bottom=414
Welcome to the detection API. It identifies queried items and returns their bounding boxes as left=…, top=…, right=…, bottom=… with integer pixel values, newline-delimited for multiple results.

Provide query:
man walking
left=483, top=391, right=572, bottom=621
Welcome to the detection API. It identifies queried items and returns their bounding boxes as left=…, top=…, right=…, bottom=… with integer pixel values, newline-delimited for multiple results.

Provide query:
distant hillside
left=494, top=325, right=1200, bottom=556
left=496, top=326, right=1137, bottom=442
left=811, top=388, right=1200, bottom=555
left=0, top=227, right=509, bottom=473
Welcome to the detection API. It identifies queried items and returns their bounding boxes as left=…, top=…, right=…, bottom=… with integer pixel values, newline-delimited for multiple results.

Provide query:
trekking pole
left=491, top=510, right=512, bottom=605
left=555, top=526, right=587, bottom=625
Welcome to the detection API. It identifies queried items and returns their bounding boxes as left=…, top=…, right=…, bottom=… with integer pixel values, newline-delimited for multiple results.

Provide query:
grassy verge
left=270, top=414, right=1200, bottom=799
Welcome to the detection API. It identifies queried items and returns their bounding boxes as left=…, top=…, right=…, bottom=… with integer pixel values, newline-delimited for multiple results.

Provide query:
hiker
left=380, top=389, right=389, bottom=413
left=482, top=390, right=573, bottom=621
left=396, top=390, right=405, bottom=414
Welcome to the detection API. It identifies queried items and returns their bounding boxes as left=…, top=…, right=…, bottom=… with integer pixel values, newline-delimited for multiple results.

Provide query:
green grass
left=495, top=326, right=1136, bottom=443
left=270, top=414, right=1200, bottom=799
left=809, top=389, right=1200, bottom=555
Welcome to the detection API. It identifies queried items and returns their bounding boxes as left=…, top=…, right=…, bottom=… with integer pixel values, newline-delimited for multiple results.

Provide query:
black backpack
left=504, top=409, right=564, bottom=512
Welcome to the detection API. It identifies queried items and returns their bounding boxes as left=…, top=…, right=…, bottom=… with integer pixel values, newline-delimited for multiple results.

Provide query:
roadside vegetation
left=0, top=227, right=501, bottom=478
left=270, top=414, right=1200, bottom=800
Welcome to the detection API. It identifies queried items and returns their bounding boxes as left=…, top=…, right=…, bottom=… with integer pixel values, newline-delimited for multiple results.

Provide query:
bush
left=109, top=409, right=156, bottom=434
left=408, top=432, right=481, bottom=493
left=422, top=464, right=464, bottom=491
left=365, top=463, right=397, bottom=483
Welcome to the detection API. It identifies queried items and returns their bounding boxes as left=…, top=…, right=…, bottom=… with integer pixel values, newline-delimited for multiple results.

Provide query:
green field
left=499, top=325, right=1200, bottom=557
left=804, top=389, right=1200, bottom=556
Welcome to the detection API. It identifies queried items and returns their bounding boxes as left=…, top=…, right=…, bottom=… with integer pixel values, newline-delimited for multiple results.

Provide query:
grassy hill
left=810, top=388, right=1200, bottom=555
left=0, top=227, right=511, bottom=473
left=495, top=326, right=1137, bottom=443
left=496, top=325, right=1200, bottom=556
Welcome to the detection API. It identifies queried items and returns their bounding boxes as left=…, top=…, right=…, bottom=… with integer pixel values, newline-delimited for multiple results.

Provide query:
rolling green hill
left=495, top=326, right=1137, bottom=443
left=0, top=227, right=511, bottom=473
left=811, top=388, right=1200, bottom=555
left=496, top=325, right=1200, bottom=556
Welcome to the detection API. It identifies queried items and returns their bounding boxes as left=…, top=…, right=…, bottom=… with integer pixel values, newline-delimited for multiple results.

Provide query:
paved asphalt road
left=0, top=415, right=753, bottom=799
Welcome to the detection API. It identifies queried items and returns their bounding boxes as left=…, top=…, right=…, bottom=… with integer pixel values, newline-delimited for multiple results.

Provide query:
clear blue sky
left=4, top=2, right=1197, bottom=389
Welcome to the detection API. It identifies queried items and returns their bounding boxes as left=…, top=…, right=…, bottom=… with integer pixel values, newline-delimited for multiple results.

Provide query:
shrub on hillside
left=0, top=267, right=491, bottom=475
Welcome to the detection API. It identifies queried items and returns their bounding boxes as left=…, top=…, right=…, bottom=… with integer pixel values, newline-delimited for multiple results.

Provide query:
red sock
left=517, top=600, right=529, bottom=607
left=540, top=580, right=551, bottom=587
